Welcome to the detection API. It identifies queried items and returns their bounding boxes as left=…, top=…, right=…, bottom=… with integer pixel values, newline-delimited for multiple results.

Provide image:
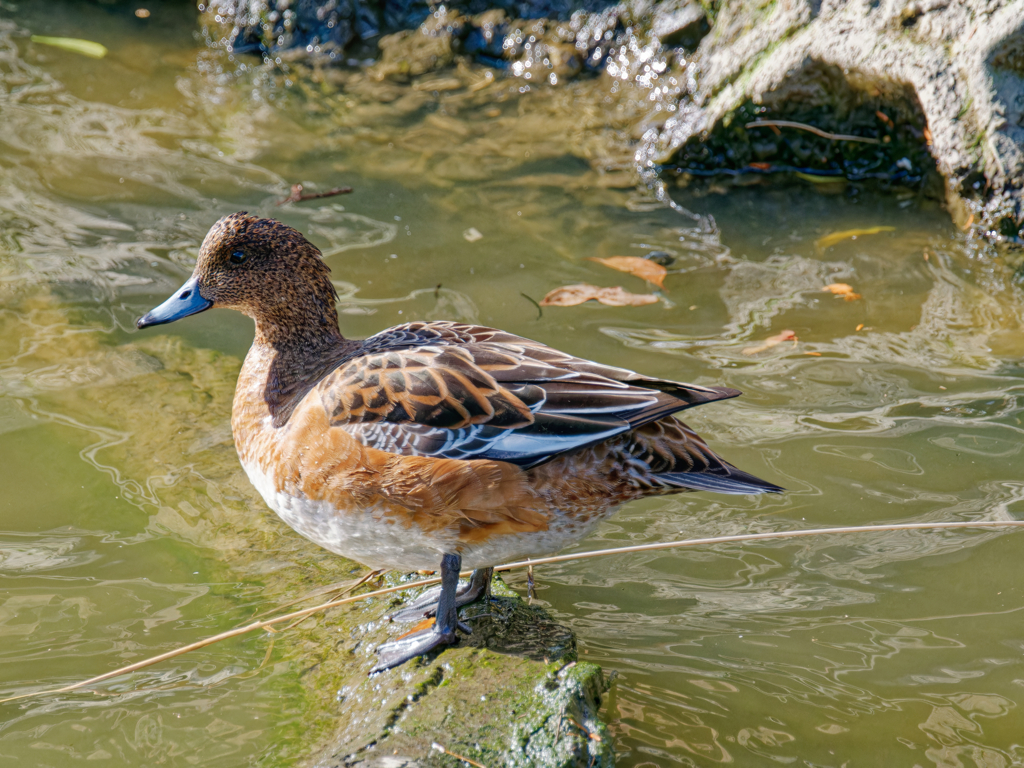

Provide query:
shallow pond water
left=1, top=2, right=1024, bottom=767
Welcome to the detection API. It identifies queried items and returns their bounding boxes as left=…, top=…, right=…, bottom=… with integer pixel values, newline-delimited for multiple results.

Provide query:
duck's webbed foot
left=387, top=566, right=493, bottom=623
left=372, top=554, right=472, bottom=674
left=371, top=622, right=468, bottom=673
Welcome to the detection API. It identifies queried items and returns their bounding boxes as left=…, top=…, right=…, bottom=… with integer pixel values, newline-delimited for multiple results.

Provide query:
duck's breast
left=231, top=372, right=643, bottom=570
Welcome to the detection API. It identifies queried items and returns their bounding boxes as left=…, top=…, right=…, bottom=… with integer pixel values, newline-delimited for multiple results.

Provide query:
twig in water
left=494, top=520, right=1024, bottom=572
left=234, top=636, right=276, bottom=680
left=746, top=120, right=881, bottom=145
left=0, top=576, right=444, bottom=705
left=5, top=520, right=1024, bottom=705
left=432, top=742, right=489, bottom=768
left=520, top=292, right=543, bottom=320
left=277, top=183, right=354, bottom=205
left=250, top=568, right=384, bottom=621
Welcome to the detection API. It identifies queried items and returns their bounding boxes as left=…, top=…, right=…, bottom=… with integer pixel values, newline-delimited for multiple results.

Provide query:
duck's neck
left=239, top=309, right=354, bottom=429
left=252, top=305, right=345, bottom=352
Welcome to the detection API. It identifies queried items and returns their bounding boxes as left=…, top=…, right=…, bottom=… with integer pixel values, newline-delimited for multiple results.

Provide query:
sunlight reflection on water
left=0, top=2, right=1023, bottom=766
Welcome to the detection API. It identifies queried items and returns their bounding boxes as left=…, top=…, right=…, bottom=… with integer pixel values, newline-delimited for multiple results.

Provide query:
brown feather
left=318, top=347, right=537, bottom=431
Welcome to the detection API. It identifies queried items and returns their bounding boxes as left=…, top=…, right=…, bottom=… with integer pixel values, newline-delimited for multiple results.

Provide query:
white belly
left=241, top=461, right=612, bottom=571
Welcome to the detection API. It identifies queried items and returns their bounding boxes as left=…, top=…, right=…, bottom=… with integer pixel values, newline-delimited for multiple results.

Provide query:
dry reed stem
left=249, top=568, right=384, bottom=622
left=0, top=577, right=443, bottom=705
left=3, top=519, right=1023, bottom=705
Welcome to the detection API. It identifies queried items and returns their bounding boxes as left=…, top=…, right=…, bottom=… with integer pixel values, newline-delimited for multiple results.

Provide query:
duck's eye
left=229, top=249, right=248, bottom=265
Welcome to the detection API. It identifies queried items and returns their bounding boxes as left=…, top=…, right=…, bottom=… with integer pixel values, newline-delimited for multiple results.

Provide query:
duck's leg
left=388, top=566, right=494, bottom=623
left=372, top=554, right=471, bottom=673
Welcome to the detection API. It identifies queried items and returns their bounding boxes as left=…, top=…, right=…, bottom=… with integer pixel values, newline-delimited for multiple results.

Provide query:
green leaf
left=30, top=35, right=107, bottom=59
left=794, top=171, right=845, bottom=185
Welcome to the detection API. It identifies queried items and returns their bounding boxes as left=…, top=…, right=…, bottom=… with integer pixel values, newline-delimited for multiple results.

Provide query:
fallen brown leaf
left=588, top=256, right=667, bottom=289
left=742, top=330, right=797, bottom=355
left=805, top=351, right=822, bottom=356
left=540, top=284, right=658, bottom=307
left=856, top=323, right=864, bottom=331
left=822, top=283, right=862, bottom=301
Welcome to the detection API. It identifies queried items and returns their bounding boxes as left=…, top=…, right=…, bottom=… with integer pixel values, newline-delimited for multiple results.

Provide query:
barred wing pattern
left=618, top=419, right=783, bottom=495
left=317, top=322, right=740, bottom=469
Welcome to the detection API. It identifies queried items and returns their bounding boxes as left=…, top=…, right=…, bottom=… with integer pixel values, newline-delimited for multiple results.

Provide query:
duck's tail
left=621, top=417, right=785, bottom=496
left=654, top=465, right=785, bottom=495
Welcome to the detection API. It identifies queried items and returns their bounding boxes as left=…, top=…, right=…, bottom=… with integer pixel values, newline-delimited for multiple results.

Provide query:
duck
left=137, top=212, right=783, bottom=673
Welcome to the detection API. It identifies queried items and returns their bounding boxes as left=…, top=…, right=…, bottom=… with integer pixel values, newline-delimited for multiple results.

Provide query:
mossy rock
left=302, top=576, right=613, bottom=768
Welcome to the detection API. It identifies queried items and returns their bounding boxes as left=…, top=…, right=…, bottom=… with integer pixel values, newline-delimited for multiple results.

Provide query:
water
left=1, top=2, right=1024, bottom=766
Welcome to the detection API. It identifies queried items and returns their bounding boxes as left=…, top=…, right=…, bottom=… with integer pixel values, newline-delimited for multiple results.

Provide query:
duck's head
left=136, top=213, right=339, bottom=337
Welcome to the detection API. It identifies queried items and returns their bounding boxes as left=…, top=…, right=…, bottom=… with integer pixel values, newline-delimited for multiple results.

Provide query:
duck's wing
left=355, top=322, right=739, bottom=407
left=316, top=322, right=738, bottom=469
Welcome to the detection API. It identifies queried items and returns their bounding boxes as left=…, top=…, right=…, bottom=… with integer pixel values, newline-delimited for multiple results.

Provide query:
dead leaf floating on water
left=463, top=227, right=483, bottom=242
left=30, top=35, right=107, bottom=59
left=587, top=256, right=667, bottom=289
left=815, top=226, right=895, bottom=250
left=822, top=283, right=862, bottom=301
left=540, top=284, right=659, bottom=307
left=742, top=330, right=797, bottom=355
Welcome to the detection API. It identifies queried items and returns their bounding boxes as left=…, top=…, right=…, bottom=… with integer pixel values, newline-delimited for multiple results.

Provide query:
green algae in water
left=0, top=296, right=316, bottom=765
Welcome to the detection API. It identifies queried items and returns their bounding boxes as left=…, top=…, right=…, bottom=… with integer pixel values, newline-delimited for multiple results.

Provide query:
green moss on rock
left=302, top=575, right=613, bottom=767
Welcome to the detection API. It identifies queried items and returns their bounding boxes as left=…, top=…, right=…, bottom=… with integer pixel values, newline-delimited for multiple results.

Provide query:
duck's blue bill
left=136, top=276, right=213, bottom=329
